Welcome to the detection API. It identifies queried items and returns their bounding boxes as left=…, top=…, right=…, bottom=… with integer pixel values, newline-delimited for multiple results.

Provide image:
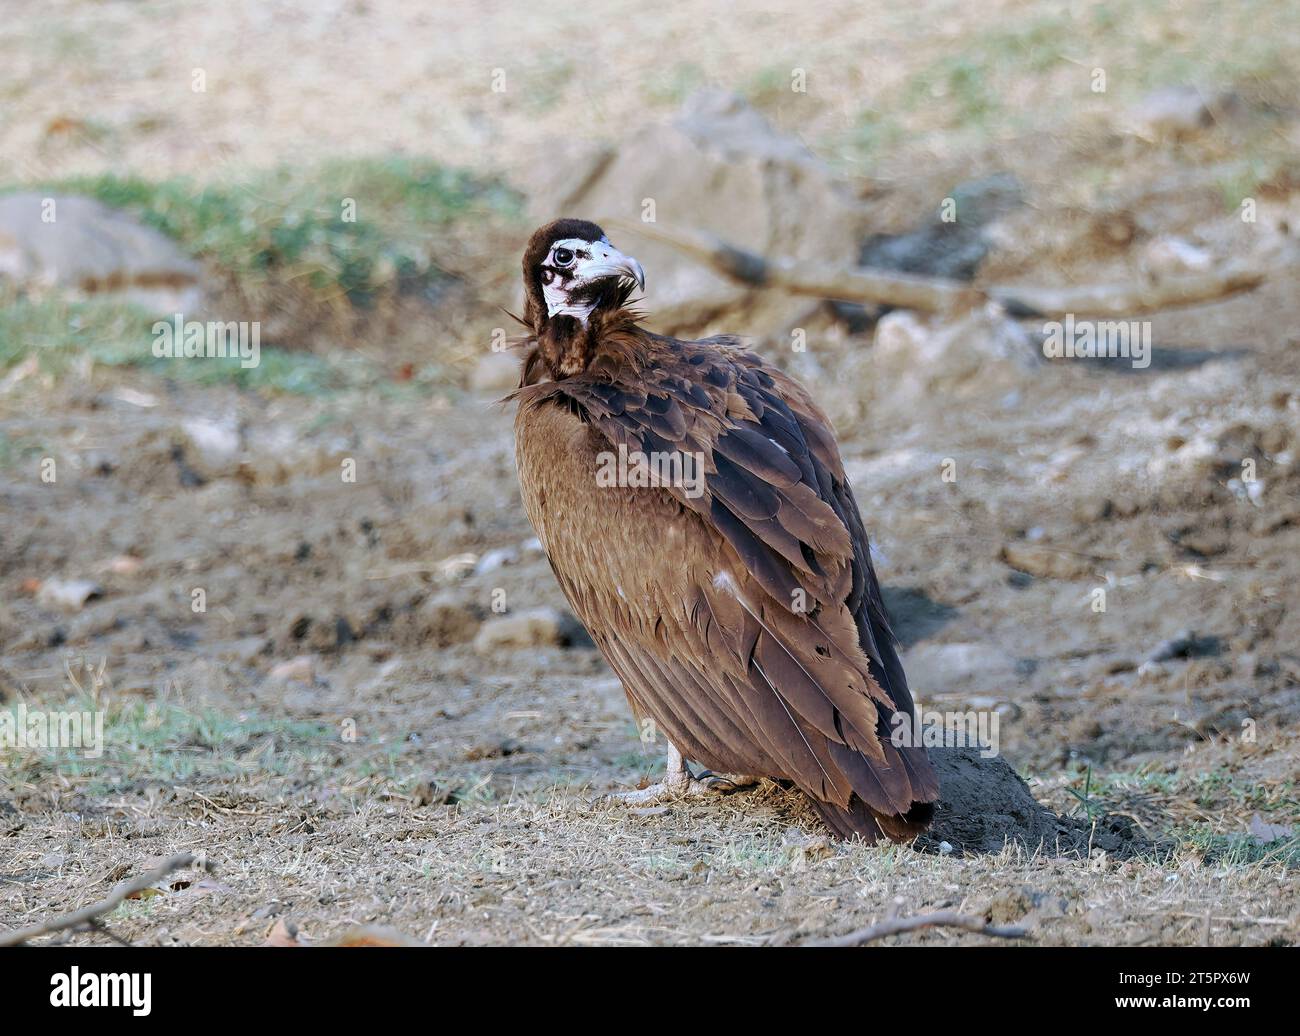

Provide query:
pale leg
left=605, top=742, right=761, bottom=804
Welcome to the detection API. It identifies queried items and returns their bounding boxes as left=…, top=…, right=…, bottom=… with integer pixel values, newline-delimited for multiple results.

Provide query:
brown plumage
left=509, top=219, right=938, bottom=841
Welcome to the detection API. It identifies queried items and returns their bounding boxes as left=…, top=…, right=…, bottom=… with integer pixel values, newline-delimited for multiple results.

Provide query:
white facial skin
left=540, top=236, right=646, bottom=324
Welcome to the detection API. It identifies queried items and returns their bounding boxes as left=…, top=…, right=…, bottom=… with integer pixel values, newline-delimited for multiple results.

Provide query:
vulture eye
left=553, top=247, right=575, bottom=267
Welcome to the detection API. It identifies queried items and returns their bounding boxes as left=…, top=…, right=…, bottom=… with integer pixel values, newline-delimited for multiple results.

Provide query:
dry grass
left=6, top=779, right=1296, bottom=946
left=5, top=0, right=1296, bottom=189
left=1, top=0, right=1298, bottom=946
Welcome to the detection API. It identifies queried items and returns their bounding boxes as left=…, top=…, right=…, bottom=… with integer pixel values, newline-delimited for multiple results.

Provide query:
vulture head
left=521, top=220, right=646, bottom=376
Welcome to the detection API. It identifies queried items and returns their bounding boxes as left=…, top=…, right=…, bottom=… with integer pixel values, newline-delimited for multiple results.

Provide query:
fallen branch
left=0, top=852, right=201, bottom=947
left=619, top=220, right=971, bottom=312
left=999, top=258, right=1268, bottom=318
left=803, top=910, right=1031, bottom=947
left=618, top=221, right=1269, bottom=319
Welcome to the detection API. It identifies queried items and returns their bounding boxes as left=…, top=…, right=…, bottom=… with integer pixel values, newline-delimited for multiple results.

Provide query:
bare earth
left=1, top=0, right=1298, bottom=945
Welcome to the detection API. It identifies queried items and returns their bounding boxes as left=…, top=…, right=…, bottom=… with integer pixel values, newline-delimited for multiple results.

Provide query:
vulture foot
left=604, top=743, right=760, bottom=804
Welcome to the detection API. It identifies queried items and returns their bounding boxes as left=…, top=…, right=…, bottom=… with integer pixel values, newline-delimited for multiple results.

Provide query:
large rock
left=859, top=173, right=1025, bottom=281
left=1121, top=85, right=1239, bottom=143
left=0, top=192, right=202, bottom=312
left=871, top=303, right=1039, bottom=397
left=522, top=91, right=869, bottom=335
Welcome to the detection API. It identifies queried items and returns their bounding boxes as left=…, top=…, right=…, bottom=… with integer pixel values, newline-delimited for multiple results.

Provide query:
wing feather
left=512, top=331, right=937, bottom=837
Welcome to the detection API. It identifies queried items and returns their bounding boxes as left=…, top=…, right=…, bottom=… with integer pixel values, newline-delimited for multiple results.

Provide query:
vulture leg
left=605, top=744, right=760, bottom=804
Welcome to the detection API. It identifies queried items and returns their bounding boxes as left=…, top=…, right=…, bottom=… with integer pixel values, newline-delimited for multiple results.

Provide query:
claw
left=695, top=770, right=762, bottom=793
left=602, top=744, right=762, bottom=805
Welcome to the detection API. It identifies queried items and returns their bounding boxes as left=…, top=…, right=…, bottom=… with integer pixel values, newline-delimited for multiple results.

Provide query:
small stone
left=36, top=578, right=102, bottom=611
left=179, top=416, right=242, bottom=478
left=418, top=593, right=482, bottom=648
left=436, top=553, right=478, bottom=580
left=101, top=555, right=143, bottom=575
left=475, top=548, right=516, bottom=574
left=1147, top=630, right=1221, bottom=663
left=1143, top=235, right=1214, bottom=279
left=1248, top=813, right=1295, bottom=844
left=269, top=655, right=316, bottom=683
left=1124, top=86, right=1233, bottom=143
left=1000, top=542, right=1093, bottom=580
left=473, top=607, right=566, bottom=654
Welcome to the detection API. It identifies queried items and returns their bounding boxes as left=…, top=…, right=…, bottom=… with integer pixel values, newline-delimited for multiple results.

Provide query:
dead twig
left=620, top=221, right=1270, bottom=319
left=804, top=910, right=1031, bottom=947
left=998, top=259, right=1267, bottom=318
left=619, top=220, right=971, bottom=312
left=0, top=852, right=202, bottom=947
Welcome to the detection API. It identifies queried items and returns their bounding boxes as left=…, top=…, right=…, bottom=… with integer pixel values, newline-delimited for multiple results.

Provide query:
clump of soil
left=918, top=747, right=1149, bottom=858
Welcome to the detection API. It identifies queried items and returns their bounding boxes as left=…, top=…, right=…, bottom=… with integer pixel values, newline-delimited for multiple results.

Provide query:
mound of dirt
left=917, top=746, right=1148, bottom=859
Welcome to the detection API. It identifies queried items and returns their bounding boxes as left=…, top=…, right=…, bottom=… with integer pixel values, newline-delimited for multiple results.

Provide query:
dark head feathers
left=522, top=218, right=608, bottom=329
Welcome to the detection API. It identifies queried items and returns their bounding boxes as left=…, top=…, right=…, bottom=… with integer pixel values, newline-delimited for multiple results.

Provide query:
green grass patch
left=1, top=697, right=340, bottom=790
left=1182, top=828, right=1300, bottom=868
left=0, top=297, right=154, bottom=373
left=0, top=295, right=420, bottom=397
left=33, top=157, right=518, bottom=307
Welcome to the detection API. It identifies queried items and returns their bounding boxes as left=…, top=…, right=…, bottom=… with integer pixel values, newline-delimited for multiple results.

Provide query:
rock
left=237, top=422, right=341, bottom=487
left=987, top=886, right=1036, bottom=924
left=469, top=351, right=520, bottom=393
left=989, top=886, right=1072, bottom=926
left=1146, top=630, right=1222, bottom=663
left=873, top=310, right=930, bottom=364
left=860, top=173, right=1025, bottom=281
left=521, top=90, right=868, bottom=335
left=417, top=592, right=483, bottom=648
left=473, top=607, right=571, bottom=654
left=1087, top=208, right=1139, bottom=249
left=873, top=304, right=1037, bottom=396
left=0, top=192, right=203, bottom=312
left=179, top=416, right=241, bottom=476
left=1142, top=235, right=1214, bottom=279
left=1248, top=813, right=1295, bottom=844
left=1123, top=86, right=1237, bottom=143
left=64, top=608, right=125, bottom=645
left=36, top=578, right=102, bottom=611
left=99, top=554, right=143, bottom=575
left=1000, top=542, right=1094, bottom=580
left=1074, top=496, right=1114, bottom=523
left=464, top=737, right=525, bottom=761
left=435, top=553, right=478, bottom=580
left=475, top=548, right=516, bottom=574
left=269, top=655, right=316, bottom=683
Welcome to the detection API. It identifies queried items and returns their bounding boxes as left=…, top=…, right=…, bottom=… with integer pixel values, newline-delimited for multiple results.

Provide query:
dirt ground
left=2, top=0, right=1299, bottom=946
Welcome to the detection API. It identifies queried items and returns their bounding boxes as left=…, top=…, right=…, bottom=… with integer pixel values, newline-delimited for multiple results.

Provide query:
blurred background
left=1, top=0, right=1297, bottom=946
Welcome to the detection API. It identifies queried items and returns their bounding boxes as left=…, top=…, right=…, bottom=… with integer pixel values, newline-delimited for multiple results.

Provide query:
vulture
left=509, top=219, right=938, bottom=841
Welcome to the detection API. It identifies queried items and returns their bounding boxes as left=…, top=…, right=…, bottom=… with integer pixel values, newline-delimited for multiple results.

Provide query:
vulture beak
left=583, top=241, right=646, bottom=291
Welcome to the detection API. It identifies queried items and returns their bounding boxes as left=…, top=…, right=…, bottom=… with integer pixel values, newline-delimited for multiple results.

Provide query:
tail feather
left=806, top=793, right=935, bottom=843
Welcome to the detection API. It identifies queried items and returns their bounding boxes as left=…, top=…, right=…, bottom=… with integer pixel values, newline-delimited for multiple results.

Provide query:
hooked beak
left=582, top=241, right=646, bottom=291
